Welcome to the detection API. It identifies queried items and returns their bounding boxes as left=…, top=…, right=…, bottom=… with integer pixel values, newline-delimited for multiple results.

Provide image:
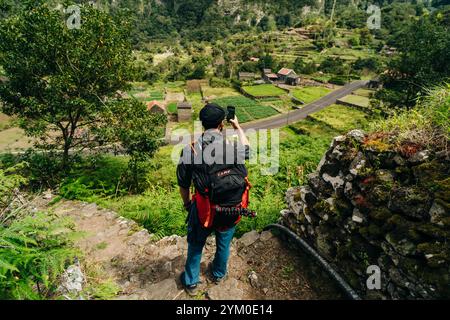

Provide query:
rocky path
left=44, top=199, right=343, bottom=300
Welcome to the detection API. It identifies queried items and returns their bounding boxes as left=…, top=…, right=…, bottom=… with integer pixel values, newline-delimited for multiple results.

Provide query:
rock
left=145, top=279, right=180, bottom=300
left=58, top=262, right=84, bottom=298
left=307, top=172, right=332, bottom=195
left=330, top=135, right=346, bottom=148
left=322, top=172, right=345, bottom=192
left=158, top=245, right=183, bottom=261
left=408, top=150, right=430, bottom=164
left=393, top=154, right=406, bottom=166
left=348, top=129, right=365, bottom=142
left=43, top=189, right=53, bottom=200
left=127, top=229, right=151, bottom=247
left=349, top=152, right=367, bottom=176
left=388, top=187, right=432, bottom=220
left=429, top=201, right=447, bottom=226
left=207, top=279, right=243, bottom=300
left=263, top=288, right=269, bottom=295
left=351, top=208, right=365, bottom=224
left=238, top=230, right=260, bottom=247
left=260, top=230, right=274, bottom=242
left=248, top=271, right=259, bottom=288
left=385, top=233, right=416, bottom=256
left=376, top=170, right=394, bottom=184
left=300, top=186, right=317, bottom=207
left=84, top=202, right=97, bottom=212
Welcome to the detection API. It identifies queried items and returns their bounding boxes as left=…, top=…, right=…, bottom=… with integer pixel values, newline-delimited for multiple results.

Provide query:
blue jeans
left=182, top=203, right=236, bottom=286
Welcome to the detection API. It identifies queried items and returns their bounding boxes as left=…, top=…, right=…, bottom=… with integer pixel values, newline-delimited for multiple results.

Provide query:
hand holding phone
left=227, top=106, right=236, bottom=123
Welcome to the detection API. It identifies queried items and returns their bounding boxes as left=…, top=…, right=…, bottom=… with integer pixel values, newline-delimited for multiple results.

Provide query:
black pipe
left=264, top=224, right=362, bottom=300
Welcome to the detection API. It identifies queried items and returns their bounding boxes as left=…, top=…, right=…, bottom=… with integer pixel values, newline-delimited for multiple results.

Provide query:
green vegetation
left=0, top=163, right=78, bottom=300
left=167, top=103, right=178, bottom=114
left=370, top=85, right=450, bottom=150
left=292, top=86, right=333, bottom=104
left=353, top=89, right=374, bottom=98
left=213, top=96, right=279, bottom=123
left=242, top=84, right=286, bottom=97
left=309, top=104, right=370, bottom=133
left=375, top=14, right=450, bottom=109
left=338, top=95, right=370, bottom=108
left=0, top=3, right=166, bottom=170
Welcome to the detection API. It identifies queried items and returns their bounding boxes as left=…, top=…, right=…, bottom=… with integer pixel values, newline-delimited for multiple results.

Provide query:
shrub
left=209, top=77, right=230, bottom=88
left=369, top=84, right=450, bottom=151
left=0, top=212, right=78, bottom=299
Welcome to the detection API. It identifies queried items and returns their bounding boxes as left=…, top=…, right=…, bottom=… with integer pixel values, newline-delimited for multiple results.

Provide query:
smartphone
left=227, top=106, right=236, bottom=123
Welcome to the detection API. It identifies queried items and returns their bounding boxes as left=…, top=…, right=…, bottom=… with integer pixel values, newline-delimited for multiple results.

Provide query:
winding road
left=168, top=80, right=369, bottom=145
left=241, top=80, right=369, bottom=130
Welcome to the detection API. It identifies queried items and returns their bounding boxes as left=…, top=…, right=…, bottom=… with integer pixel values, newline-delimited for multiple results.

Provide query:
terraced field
left=338, top=94, right=370, bottom=108
left=213, top=96, right=279, bottom=123
left=308, top=104, right=370, bottom=133
left=291, top=87, right=333, bottom=104
left=242, top=84, right=286, bottom=98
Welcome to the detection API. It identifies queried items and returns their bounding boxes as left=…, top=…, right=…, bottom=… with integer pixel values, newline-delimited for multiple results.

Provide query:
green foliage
left=0, top=212, right=78, bottom=300
left=309, top=104, right=370, bottom=133
left=0, top=2, right=135, bottom=167
left=242, top=85, right=285, bottom=97
left=292, top=87, right=332, bottom=104
left=60, top=155, right=128, bottom=202
left=370, top=84, right=450, bottom=150
left=0, top=162, right=27, bottom=225
left=209, top=77, right=230, bottom=88
left=213, top=96, right=279, bottom=123
left=377, top=15, right=450, bottom=109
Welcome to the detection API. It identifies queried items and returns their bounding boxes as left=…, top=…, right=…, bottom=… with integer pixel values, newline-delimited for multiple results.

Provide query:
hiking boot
left=184, top=284, right=199, bottom=297
left=207, top=262, right=228, bottom=285
left=180, top=272, right=200, bottom=297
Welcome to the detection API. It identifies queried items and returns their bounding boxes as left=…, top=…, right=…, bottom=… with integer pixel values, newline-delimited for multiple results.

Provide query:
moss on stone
left=369, top=207, right=392, bottom=221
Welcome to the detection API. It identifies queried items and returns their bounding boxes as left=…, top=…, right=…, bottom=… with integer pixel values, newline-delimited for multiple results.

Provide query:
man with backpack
left=177, top=103, right=250, bottom=296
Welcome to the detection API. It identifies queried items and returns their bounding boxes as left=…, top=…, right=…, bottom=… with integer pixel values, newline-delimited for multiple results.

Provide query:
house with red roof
left=277, top=68, right=300, bottom=85
left=146, top=100, right=167, bottom=114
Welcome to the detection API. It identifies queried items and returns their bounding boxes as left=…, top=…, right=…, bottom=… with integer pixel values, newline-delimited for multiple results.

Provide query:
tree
left=293, top=57, right=306, bottom=74
left=376, top=16, right=450, bottom=109
left=0, top=2, right=165, bottom=169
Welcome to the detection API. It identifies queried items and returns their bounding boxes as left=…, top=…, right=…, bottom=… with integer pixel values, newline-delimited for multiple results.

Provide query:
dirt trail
left=44, top=199, right=343, bottom=300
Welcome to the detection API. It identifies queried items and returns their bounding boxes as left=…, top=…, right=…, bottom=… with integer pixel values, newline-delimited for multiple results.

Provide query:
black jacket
left=177, top=130, right=250, bottom=205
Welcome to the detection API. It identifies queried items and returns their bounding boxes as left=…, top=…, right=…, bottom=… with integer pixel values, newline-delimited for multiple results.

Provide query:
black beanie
left=199, top=103, right=226, bottom=129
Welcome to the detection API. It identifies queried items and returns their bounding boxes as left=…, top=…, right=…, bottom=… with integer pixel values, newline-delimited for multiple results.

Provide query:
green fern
left=0, top=212, right=79, bottom=300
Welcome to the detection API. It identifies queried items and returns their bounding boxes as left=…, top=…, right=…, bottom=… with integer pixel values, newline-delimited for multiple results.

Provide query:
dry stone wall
left=282, top=130, right=449, bottom=299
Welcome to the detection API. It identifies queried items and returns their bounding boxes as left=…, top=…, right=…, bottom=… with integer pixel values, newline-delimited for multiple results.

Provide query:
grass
left=167, top=102, right=177, bottom=114
left=202, top=86, right=239, bottom=99
left=54, top=115, right=336, bottom=239
left=338, top=95, right=370, bottom=108
left=0, top=127, right=32, bottom=152
left=148, top=90, right=164, bottom=101
left=369, top=85, right=449, bottom=149
left=353, top=88, right=374, bottom=98
left=309, top=104, right=370, bottom=133
left=213, top=96, right=279, bottom=123
left=242, top=84, right=286, bottom=97
left=291, top=86, right=333, bottom=104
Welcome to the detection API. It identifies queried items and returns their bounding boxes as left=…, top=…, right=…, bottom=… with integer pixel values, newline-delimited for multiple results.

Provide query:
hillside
left=0, top=0, right=449, bottom=302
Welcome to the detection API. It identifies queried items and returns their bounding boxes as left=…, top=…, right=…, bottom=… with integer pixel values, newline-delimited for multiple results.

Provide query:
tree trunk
left=62, top=141, right=70, bottom=170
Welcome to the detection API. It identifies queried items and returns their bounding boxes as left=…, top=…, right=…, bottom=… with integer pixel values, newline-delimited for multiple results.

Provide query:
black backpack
left=192, top=141, right=247, bottom=207
left=207, top=163, right=247, bottom=206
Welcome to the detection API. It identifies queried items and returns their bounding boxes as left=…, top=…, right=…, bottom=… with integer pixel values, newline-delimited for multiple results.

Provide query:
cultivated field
left=308, top=104, right=370, bottom=133
left=338, top=94, right=370, bottom=108
left=242, top=84, right=286, bottom=97
left=213, top=96, right=279, bottom=123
